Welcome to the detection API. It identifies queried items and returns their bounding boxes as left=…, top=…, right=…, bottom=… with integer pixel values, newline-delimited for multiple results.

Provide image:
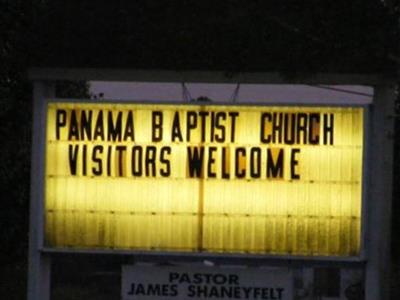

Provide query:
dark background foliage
left=1, top=0, right=400, bottom=298
left=30, top=0, right=399, bottom=73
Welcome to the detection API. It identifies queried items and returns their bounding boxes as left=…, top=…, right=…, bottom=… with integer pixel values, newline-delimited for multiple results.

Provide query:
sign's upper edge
left=28, top=68, right=396, bottom=86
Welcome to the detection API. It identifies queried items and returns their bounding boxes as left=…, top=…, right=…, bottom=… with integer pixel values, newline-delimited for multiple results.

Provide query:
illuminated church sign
left=45, top=102, right=364, bottom=256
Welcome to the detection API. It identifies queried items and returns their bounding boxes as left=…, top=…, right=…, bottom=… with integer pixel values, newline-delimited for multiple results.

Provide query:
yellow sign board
left=45, top=102, right=364, bottom=256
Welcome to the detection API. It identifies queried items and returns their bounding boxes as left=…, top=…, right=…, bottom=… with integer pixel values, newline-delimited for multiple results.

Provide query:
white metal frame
left=28, top=69, right=396, bottom=300
left=41, top=98, right=369, bottom=262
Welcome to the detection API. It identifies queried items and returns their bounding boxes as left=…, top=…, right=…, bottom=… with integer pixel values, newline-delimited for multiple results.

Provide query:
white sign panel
left=122, top=265, right=292, bottom=300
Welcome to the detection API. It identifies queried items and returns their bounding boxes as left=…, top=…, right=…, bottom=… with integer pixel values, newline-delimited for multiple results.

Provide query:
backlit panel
left=45, top=102, right=364, bottom=256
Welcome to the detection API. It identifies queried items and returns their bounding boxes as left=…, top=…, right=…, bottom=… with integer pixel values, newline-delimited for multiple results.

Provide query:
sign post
left=365, top=85, right=396, bottom=300
left=28, top=81, right=54, bottom=300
